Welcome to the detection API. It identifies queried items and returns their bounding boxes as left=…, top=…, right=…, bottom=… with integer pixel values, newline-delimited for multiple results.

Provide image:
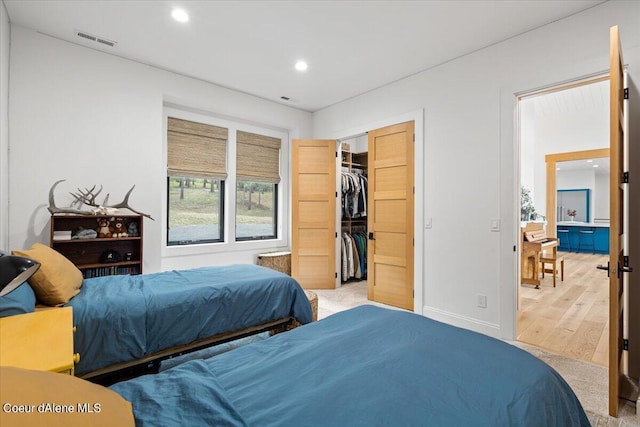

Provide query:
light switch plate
left=425, top=218, right=432, bottom=229
left=491, top=219, right=500, bottom=232
left=477, top=294, right=487, bottom=308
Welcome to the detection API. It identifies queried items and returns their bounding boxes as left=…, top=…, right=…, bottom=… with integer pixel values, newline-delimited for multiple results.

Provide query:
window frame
left=235, top=181, right=278, bottom=242
left=161, top=106, right=288, bottom=258
left=166, top=176, right=226, bottom=246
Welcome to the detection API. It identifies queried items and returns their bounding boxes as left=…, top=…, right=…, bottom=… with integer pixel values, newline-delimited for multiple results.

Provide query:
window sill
left=161, top=238, right=287, bottom=258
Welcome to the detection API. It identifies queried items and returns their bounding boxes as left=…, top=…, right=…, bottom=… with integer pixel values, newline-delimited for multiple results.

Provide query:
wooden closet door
left=367, top=122, right=414, bottom=310
left=291, top=140, right=337, bottom=289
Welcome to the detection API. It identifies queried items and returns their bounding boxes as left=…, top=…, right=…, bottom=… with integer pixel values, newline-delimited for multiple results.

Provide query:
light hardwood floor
left=517, top=251, right=610, bottom=367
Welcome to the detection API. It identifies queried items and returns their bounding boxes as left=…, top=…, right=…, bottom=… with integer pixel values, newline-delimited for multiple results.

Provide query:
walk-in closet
left=340, top=136, right=368, bottom=283
left=292, top=121, right=415, bottom=310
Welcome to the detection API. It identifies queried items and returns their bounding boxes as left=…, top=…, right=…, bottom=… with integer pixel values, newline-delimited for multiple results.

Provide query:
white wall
left=557, top=169, right=595, bottom=221
left=519, top=98, right=535, bottom=195
left=0, top=2, right=9, bottom=251
left=346, top=134, right=368, bottom=153
left=7, top=26, right=312, bottom=272
left=532, top=91, right=608, bottom=217
left=557, top=169, right=596, bottom=190
left=312, top=1, right=640, bottom=339
left=594, top=171, right=609, bottom=221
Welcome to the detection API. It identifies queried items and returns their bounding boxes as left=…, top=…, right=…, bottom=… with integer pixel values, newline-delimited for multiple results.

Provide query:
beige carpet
left=314, top=281, right=639, bottom=426
left=514, top=342, right=637, bottom=426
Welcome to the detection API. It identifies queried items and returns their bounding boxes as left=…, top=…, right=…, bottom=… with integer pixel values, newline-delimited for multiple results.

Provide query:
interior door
left=291, top=139, right=337, bottom=289
left=608, top=25, right=631, bottom=417
left=367, top=122, right=414, bottom=310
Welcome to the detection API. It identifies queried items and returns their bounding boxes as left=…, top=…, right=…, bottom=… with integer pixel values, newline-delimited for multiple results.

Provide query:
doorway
left=335, top=122, right=415, bottom=311
left=517, top=77, right=611, bottom=367
left=292, top=109, right=424, bottom=313
left=292, top=122, right=415, bottom=310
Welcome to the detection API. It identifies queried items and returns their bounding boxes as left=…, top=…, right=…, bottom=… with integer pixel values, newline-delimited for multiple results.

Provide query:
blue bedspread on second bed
left=66, top=264, right=312, bottom=375
left=111, top=305, right=590, bottom=426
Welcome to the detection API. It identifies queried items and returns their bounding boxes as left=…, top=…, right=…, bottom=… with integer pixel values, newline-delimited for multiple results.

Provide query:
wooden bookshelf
left=50, top=211, right=143, bottom=278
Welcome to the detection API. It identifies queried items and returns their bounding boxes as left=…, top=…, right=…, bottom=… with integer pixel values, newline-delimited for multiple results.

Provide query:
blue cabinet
left=557, top=225, right=609, bottom=254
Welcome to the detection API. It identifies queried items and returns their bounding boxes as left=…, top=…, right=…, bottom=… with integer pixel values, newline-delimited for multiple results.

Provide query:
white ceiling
left=557, top=158, right=610, bottom=173
left=533, top=79, right=609, bottom=117
left=3, top=0, right=606, bottom=112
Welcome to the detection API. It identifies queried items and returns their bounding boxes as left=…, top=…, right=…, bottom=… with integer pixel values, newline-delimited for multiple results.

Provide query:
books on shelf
left=82, top=265, right=140, bottom=279
left=53, top=230, right=72, bottom=241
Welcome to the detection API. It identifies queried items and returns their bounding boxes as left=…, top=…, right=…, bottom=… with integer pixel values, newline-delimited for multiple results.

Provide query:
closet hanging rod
left=337, top=132, right=368, bottom=143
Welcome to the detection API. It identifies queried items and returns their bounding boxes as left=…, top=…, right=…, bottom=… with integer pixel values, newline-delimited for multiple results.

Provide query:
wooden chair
left=541, top=253, right=564, bottom=287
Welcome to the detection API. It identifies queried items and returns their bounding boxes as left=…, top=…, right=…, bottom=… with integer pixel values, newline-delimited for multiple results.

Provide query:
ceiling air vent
left=76, top=31, right=96, bottom=42
left=75, top=30, right=117, bottom=48
left=97, top=38, right=116, bottom=47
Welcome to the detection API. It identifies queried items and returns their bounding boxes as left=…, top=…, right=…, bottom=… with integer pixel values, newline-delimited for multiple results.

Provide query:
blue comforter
left=111, top=305, right=589, bottom=426
left=65, top=265, right=312, bottom=375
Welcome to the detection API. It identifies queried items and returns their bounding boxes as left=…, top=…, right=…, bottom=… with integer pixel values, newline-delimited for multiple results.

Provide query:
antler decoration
left=48, top=180, right=154, bottom=220
left=70, top=184, right=103, bottom=209
left=102, top=185, right=153, bottom=220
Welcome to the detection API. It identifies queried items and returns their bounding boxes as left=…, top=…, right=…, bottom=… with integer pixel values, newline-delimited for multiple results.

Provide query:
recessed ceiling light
left=556, top=167, right=561, bottom=171
left=171, top=8, right=189, bottom=23
left=593, top=164, right=599, bottom=168
left=295, top=60, right=308, bottom=72
left=587, top=159, right=593, bottom=163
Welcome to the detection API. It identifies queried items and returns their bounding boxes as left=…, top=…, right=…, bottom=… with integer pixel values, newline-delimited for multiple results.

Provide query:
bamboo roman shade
left=236, top=131, right=282, bottom=183
left=167, top=117, right=228, bottom=179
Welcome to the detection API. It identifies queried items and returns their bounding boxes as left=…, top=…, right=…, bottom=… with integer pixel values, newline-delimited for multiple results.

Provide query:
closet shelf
left=342, top=161, right=367, bottom=168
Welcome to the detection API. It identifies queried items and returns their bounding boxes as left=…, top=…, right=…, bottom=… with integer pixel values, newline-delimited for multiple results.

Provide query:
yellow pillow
left=0, top=366, right=135, bottom=427
left=12, top=243, right=83, bottom=306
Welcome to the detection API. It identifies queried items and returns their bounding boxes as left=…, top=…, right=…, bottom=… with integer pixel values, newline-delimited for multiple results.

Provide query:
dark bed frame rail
left=81, top=316, right=296, bottom=386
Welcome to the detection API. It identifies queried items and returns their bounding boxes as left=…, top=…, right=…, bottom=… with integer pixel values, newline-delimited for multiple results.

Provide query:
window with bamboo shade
left=167, top=117, right=227, bottom=245
left=164, top=109, right=286, bottom=248
left=235, top=131, right=281, bottom=241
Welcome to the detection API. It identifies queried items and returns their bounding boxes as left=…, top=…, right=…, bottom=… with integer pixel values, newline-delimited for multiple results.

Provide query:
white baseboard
left=422, top=306, right=501, bottom=338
